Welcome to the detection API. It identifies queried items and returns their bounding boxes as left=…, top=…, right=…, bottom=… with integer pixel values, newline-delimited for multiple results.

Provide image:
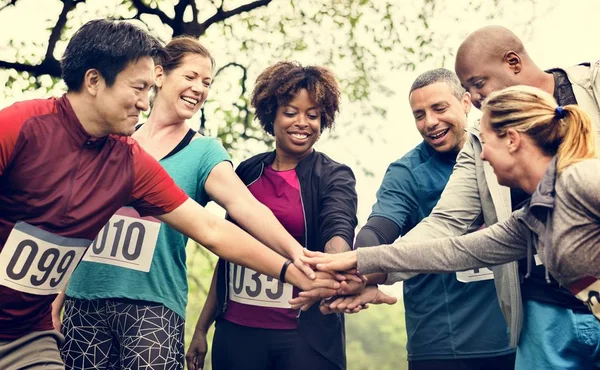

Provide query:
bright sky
left=0, top=0, right=599, bottom=228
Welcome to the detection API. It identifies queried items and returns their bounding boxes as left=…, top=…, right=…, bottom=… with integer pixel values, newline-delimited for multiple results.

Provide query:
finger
left=327, top=296, right=347, bottom=310
left=312, top=278, right=341, bottom=290
left=377, top=294, right=398, bottom=305
left=185, top=354, right=196, bottom=370
left=301, top=301, right=316, bottom=311
left=303, top=249, right=326, bottom=258
left=294, top=259, right=316, bottom=280
left=333, top=272, right=347, bottom=281
left=342, top=273, right=363, bottom=283
left=298, top=287, right=337, bottom=299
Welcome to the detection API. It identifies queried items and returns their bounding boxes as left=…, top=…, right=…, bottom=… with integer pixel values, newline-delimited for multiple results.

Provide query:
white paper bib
left=0, top=222, right=91, bottom=295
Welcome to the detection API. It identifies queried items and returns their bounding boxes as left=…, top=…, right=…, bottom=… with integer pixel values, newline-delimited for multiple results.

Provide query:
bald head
left=454, top=25, right=547, bottom=110
left=456, top=26, right=526, bottom=66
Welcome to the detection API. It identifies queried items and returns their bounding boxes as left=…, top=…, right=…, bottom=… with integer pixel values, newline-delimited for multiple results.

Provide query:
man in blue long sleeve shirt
left=355, top=69, right=515, bottom=370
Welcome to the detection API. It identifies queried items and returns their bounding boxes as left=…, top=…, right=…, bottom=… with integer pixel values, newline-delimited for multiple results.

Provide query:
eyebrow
left=285, top=104, right=319, bottom=110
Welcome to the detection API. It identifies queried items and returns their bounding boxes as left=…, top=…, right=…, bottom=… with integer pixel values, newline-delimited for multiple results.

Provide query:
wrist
left=280, top=259, right=293, bottom=283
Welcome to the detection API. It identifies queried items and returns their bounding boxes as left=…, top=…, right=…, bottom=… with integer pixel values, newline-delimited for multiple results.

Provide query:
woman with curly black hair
left=187, top=61, right=360, bottom=370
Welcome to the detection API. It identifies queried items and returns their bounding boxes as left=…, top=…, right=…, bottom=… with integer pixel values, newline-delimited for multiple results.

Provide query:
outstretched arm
left=157, top=199, right=337, bottom=293
left=205, top=162, right=314, bottom=278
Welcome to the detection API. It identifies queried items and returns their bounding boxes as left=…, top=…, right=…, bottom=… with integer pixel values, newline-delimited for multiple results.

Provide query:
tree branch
left=0, top=0, right=18, bottom=13
left=0, top=59, right=61, bottom=77
left=184, top=0, right=272, bottom=36
left=46, top=0, right=80, bottom=61
left=130, top=0, right=174, bottom=28
left=190, top=0, right=198, bottom=23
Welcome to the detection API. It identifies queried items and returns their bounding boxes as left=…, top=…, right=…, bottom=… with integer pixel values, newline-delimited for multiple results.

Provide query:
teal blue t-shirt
left=66, top=137, right=230, bottom=318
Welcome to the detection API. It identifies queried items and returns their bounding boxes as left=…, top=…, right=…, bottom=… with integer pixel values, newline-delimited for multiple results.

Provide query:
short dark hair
left=157, top=36, right=215, bottom=73
left=61, top=19, right=162, bottom=91
left=251, top=61, right=341, bottom=135
left=409, top=68, right=465, bottom=100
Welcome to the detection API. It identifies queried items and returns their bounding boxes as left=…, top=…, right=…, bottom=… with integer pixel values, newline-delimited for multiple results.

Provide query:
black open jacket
left=215, top=150, right=358, bottom=369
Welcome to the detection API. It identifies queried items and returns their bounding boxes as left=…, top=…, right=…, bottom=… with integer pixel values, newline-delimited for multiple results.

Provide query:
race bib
left=82, top=208, right=161, bottom=272
left=0, top=222, right=90, bottom=295
left=228, top=262, right=293, bottom=308
left=456, top=267, right=494, bottom=283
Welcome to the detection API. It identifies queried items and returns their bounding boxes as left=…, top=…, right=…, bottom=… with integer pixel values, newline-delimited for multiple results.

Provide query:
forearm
left=355, top=218, right=401, bottom=285
left=324, top=235, right=352, bottom=254
left=194, top=267, right=218, bottom=333
left=358, top=220, right=528, bottom=275
left=228, top=199, right=302, bottom=259
left=160, top=200, right=309, bottom=289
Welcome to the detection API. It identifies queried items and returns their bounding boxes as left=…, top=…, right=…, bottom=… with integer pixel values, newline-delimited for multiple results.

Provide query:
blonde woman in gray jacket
left=302, top=85, right=600, bottom=320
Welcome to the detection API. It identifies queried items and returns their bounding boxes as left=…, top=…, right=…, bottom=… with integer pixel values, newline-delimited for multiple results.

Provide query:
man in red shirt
left=0, top=19, right=336, bottom=369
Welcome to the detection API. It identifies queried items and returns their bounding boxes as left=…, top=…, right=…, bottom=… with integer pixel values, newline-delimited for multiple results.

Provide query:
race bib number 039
left=229, top=262, right=293, bottom=308
left=0, top=222, right=90, bottom=295
left=82, top=208, right=161, bottom=272
left=456, top=267, right=494, bottom=283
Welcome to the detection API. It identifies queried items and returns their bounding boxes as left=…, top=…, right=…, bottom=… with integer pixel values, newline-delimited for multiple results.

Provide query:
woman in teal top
left=56, top=37, right=323, bottom=370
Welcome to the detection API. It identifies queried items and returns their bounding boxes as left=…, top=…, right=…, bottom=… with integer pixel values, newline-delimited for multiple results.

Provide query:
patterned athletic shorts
left=61, top=297, right=185, bottom=370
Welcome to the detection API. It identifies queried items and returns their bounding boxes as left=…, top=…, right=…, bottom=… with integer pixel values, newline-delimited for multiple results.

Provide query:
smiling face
left=154, top=53, right=213, bottom=121
left=273, top=88, right=321, bottom=160
left=409, top=81, right=470, bottom=154
left=94, top=56, right=155, bottom=136
left=456, top=55, right=521, bottom=110
left=479, top=112, right=518, bottom=187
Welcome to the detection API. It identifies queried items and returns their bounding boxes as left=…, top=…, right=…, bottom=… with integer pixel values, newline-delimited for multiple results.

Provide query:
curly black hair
left=250, top=61, right=341, bottom=135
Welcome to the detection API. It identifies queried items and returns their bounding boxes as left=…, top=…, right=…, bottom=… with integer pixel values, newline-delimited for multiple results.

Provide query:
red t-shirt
left=0, top=95, right=188, bottom=339
left=224, top=166, right=304, bottom=329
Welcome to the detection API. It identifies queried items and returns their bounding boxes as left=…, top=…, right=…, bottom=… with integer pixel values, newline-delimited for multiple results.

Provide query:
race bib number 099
left=0, top=222, right=90, bottom=295
left=229, top=262, right=293, bottom=308
left=82, top=208, right=161, bottom=272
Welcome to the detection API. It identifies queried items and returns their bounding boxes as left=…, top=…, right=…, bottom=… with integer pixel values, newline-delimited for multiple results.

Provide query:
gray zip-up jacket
left=369, top=61, right=600, bottom=348
left=358, top=157, right=600, bottom=307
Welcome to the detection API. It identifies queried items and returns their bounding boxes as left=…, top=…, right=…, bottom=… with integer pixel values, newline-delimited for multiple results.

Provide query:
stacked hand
left=300, top=249, right=359, bottom=273
left=290, top=249, right=397, bottom=314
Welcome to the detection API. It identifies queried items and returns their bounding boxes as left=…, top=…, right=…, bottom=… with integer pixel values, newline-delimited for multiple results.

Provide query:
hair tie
left=555, top=106, right=566, bottom=119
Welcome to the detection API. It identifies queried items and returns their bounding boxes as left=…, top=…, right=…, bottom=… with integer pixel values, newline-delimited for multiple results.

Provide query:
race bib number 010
left=456, top=267, right=494, bottom=283
left=229, top=262, right=293, bottom=308
left=82, top=208, right=161, bottom=272
left=0, top=222, right=90, bottom=295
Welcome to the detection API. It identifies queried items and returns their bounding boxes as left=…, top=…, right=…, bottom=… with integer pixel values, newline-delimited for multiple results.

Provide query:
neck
left=530, top=68, right=555, bottom=97
left=517, top=153, right=553, bottom=194
left=139, top=99, right=188, bottom=139
left=272, top=148, right=313, bottom=171
left=66, top=92, right=107, bottom=138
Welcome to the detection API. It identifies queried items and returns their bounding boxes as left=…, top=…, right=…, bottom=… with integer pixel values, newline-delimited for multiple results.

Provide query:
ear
left=503, top=51, right=522, bottom=74
left=505, top=128, right=521, bottom=153
left=83, top=69, right=102, bottom=96
left=154, top=65, right=165, bottom=89
left=461, top=92, right=472, bottom=114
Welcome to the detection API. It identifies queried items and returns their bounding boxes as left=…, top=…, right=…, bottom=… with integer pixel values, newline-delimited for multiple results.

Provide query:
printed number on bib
left=456, top=267, right=494, bottom=283
left=82, top=208, right=161, bottom=272
left=0, top=222, right=90, bottom=295
left=228, top=262, right=293, bottom=308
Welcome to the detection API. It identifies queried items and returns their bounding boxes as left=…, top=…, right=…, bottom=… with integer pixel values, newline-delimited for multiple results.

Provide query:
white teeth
left=181, top=97, right=198, bottom=105
left=291, top=133, right=308, bottom=139
left=429, top=129, right=449, bottom=139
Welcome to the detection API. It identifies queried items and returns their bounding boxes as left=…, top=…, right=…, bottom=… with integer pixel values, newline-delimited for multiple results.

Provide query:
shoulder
left=310, top=151, right=355, bottom=180
left=558, top=159, right=600, bottom=200
left=560, top=158, right=600, bottom=184
left=0, top=97, right=58, bottom=128
left=189, top=136, right=230, bottom=156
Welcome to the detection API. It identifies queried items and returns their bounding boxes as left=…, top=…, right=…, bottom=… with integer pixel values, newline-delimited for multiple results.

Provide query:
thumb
left=375, top=292, right=398, bottom=305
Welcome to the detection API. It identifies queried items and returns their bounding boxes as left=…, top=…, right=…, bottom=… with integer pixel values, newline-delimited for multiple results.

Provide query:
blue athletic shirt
left=66, top=137, right=230, bottom=318
left=370, top=141, right=514, bottom=361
